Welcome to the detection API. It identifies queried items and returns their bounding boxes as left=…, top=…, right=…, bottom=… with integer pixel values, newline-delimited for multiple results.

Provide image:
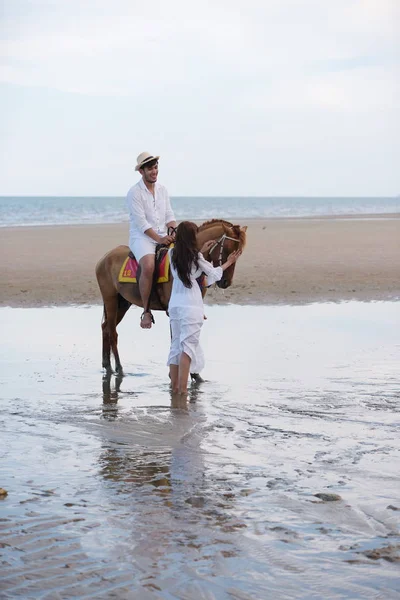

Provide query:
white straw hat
left=135, top=151, right=160, bottom=171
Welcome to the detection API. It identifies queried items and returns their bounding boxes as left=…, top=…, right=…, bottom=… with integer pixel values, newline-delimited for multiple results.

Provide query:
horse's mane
left=199, top=218, right=235, bottom=229
left=199, top=218, right=246, bottom=249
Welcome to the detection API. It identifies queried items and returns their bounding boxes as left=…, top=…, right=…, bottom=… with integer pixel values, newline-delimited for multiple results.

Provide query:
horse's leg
left=102, top=294, right=123, bottom=374
left=113, top=295, right=131, bottom=374
left=101, top=299, right=129, bottom=372
left=110, top=294, right=132, bottom=374
left=101, top=304, right=112, bottom=372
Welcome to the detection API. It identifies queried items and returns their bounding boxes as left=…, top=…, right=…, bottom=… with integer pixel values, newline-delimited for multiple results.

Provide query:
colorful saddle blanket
left=118, top=247, right=171, bottom=284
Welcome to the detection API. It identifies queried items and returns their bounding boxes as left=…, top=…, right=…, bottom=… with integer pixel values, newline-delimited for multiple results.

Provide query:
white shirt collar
left=139, top=178, right=159, bottom=193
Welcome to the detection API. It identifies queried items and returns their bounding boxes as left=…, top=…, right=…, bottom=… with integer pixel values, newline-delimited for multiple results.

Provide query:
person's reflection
left=102, top=371, right=123, bottom=420
left=99, top=388, right=205, bottom=495
left=100, top=447, right=171, bottom=492
left=96, top=385, right=244, bottom=575
left=170, top=391, right=188, bottom=410
left=169, top=379, right=203, bottom=409
left=188, top=380, right=202, bottom=403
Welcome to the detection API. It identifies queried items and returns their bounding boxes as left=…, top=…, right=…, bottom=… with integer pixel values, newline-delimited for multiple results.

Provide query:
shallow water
left=1, top=303, right=399, bottom=599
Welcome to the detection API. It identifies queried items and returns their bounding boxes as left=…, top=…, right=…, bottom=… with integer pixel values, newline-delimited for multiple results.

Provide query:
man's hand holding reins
left=158, top=234, right=174, bottom=245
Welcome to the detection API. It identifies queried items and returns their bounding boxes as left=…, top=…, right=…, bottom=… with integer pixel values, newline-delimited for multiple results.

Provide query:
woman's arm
left=220, top=250, right=242, bottom=271
left=198, top=250, right=242, bottom=275
left=197, top=253, right=223, bottom=285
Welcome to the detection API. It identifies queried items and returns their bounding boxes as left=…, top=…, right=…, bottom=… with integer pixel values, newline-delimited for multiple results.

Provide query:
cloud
left=1, top=0, right=398, bottom=94
left=0, top=0, right=398, bottom=194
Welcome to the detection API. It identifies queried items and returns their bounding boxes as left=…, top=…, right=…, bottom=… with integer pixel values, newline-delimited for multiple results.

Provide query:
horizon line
left=0, top=194, right=398, bottom=199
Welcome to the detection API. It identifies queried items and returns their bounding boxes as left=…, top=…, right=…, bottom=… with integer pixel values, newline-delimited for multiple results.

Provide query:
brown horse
left=95, top=219, right=247, bottom=374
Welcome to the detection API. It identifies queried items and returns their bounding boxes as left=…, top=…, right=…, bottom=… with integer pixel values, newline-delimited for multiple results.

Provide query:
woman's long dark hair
left=171, top=221, right=199, bottom=288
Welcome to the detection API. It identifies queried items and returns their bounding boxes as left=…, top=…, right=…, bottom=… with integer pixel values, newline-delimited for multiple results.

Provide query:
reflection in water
left=100, top=447, right=171, bottom=491
left=96, top=388, right=248, bottom=584
left=1, top=303, right=399, bottom=599
left=96, top=447, right=248, bottom=592
left=102, top=373, right=202, bottom=418
left=102, top=370, right=123, bottom=402
left=101, top=371, right=123, bottom=419
left=98, top=384, right=207, bottom=499
left=170, top=391, right=188, bottom=410
left=188, top=379, right=203, bottom=403
left=168, top=376, right=204, bottom=409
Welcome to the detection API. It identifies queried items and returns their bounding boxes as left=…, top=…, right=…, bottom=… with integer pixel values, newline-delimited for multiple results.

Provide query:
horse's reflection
left=102, top=371, right=123, bottom=419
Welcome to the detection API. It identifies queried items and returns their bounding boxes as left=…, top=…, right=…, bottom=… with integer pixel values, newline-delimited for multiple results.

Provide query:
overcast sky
left=0, top=0, right=399, bottom=196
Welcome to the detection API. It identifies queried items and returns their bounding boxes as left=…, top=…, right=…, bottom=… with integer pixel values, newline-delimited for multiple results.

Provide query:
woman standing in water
left=167, top=221, right=241, bottom=395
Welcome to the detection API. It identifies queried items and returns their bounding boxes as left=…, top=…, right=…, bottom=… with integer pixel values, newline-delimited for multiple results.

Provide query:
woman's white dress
left=167, top=250, right=223, bottom=373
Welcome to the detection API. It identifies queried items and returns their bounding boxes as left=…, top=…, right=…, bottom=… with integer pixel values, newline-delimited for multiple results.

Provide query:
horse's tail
left=101, top=294, right=131, bottom=327
left=102, top=303, right=107, bottom=325
left=117, top=293, right=132, bottom=314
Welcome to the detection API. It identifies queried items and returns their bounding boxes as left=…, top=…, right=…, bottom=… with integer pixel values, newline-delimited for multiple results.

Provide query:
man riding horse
left=126, top=152, right=177, bottom=329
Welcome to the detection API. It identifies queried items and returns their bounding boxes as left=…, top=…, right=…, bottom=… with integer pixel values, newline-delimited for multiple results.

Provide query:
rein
left=207, top=233, right=240, bottom=266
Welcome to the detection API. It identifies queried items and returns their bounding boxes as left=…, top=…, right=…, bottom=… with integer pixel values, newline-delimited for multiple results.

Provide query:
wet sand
left=1, top=215, right=400, bottom=307
left=1, top=303, right=400, bottom=598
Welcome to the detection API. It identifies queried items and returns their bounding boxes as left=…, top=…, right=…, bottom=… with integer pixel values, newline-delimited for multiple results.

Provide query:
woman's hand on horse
left=200, top=240, right=215, bottom=254
left=226, top=250, right=242, bottom=265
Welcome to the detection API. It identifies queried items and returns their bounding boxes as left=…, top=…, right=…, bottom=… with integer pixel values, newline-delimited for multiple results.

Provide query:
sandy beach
left=1, top=216, right=399, bottom=307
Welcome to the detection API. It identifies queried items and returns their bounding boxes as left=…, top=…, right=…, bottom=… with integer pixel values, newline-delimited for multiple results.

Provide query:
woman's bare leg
left=169, top=364, right=179, bottom=393
left=178, top=352, right=191, bottom=394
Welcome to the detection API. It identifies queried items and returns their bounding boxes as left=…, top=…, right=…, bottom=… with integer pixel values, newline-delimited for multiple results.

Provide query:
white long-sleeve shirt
left=168, top=250, right=223, bottom=318
left=126, top=179, right=175, bottom=245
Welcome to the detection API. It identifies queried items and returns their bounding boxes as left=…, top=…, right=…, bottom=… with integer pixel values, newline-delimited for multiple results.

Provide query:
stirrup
left=140, top=310, right=155, bottom=324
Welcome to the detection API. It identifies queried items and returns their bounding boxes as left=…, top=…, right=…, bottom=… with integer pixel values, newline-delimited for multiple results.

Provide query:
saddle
left=118, top=245, right=171, bottom=284
left=118, top=244, right=208, bottom=316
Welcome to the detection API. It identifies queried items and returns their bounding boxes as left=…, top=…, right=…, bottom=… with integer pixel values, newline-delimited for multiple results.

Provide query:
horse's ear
left=241, top=226, right=248, bottom=233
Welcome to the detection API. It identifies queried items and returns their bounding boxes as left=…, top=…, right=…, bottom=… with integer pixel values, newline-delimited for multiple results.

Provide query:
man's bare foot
left=140, top=311, right=153, bottom=329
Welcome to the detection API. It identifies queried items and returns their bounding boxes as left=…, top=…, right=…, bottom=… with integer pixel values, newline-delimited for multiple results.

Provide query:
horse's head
left=197, top=220, right=247, bottom=289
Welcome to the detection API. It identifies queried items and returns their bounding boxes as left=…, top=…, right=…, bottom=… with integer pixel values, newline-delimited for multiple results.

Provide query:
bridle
left=207, top=232, right=240, bottom=267
left=168, top=226, right=241, bottom=267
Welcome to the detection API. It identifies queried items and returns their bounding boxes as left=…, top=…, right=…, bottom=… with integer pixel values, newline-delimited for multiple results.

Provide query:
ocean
left=0, top=195, right=399, bottom=227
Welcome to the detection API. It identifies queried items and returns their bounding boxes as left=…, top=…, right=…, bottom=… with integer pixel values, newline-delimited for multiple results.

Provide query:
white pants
left=129, top=236, right=157, bottom=262
left=167, top=315, right=205, bottom=374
